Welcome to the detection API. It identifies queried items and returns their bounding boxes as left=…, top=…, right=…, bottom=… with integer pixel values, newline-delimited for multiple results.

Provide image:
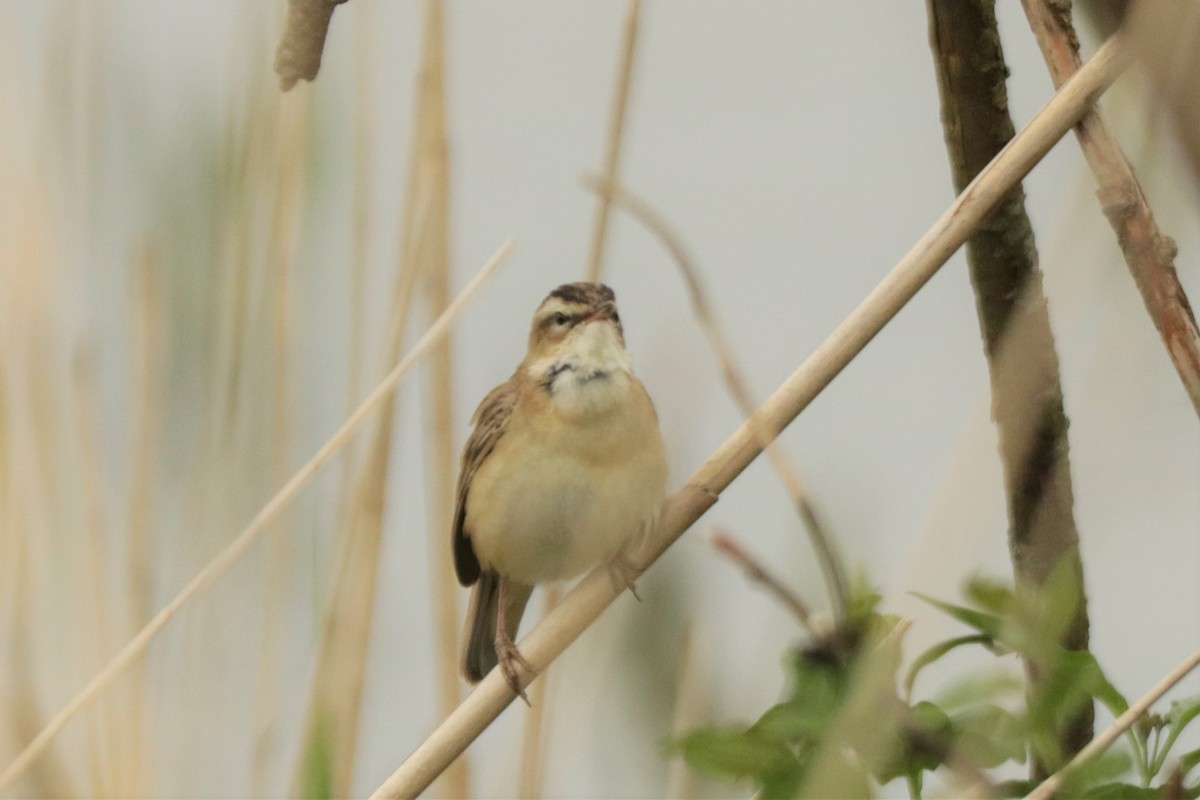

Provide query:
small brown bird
left=454, top=282, right=668, bottom=700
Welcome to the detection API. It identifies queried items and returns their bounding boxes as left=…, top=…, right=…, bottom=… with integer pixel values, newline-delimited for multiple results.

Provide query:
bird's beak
left=583, top=302, right=616, bottom=324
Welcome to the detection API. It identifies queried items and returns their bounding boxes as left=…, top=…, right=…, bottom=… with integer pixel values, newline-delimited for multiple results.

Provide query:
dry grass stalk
left=517, top=586, right=560, bottom=799
left=585, top=0, right=643, bottom=282
left=414, top=4, right=470, bottom=797
left=253, top=86, right=310, bottom=795
left=275, top=0, right=350, bottom=91
left=664, top=623, right=702, bottom=800
left=291, top=110, right=426, bottom=800
left=710, top=530, right=815, bottom=633
left=1021, top=0, right=1200, bottom=419
left=1025, top=645, right=1200, bottom=800
left=928, top=0, right=1092, bottom=767
left=368, top=39, right=1128, bottom=799
left=0, top=239, right=515, bottom=793
left=581, top=174, right=850, bottom=621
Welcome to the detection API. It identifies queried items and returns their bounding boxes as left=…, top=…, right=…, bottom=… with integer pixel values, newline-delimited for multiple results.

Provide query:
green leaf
left=1150, top=696, right=1200, bottom=777
left=953, top=704, right=1027, bottom=768
left=1180, top=745, right=1200, bottom=777
left=964, top=575, right=1013, bottom=615
left=1079, top=782, right=1160, bottom=798
left=673, top=728, right=794, bottom=779
left=903, top=634, right=996, bottom=701
left=1029, top=649, right=1127, bottom=746
left=759, top=765, right=805, bottom=800
left=299, top=716, right=335, bottom=800
left=753, top=701, right=832, bottom=743
left=910, top=592, right=1002, bottom=639
left=788, top=655, right=847, bottom=718
left=1060, top=751, right=1134, bottom=794
left=935, top=669, right=1023, bottom=711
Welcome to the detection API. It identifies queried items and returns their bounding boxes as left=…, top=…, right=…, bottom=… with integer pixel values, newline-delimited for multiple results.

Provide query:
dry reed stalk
left=368, top=38, right=1128, bottom=799
left=517, top=587, right=560, bottom=800
left=1025, top=645, right=1200, bottom=800
left=1020, top=0, right=1200, bottom=420
left=127, top=246, right=161, bottom=624
left=585, top=0, right=642, bottom=282
left=73, top=360, right=117, bottom=798
left=0, top=240, right=515, bottom=793
left=1125, top=0, right=1200, bottom=190
left=580, top=175, right=850, bottom=621
left=664, top=622, right=702, bottom=800
left=346, top=0, right=375, bottom=430
left=291, top=2, right=462, bottom=795
left=413, top=4, right=470, bottom=797
left=710, top=531, right=815, bottom=634
left=253, top=86, right=310, bottom=796
left=275, top=0, right=350, bottom=91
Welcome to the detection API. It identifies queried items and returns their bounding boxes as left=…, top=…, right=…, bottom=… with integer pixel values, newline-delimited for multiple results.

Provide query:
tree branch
left=1021, top=0, right=1200, bottom=419
left=367, top=38, right=1127, bottom=798
left=927, top=0, right=1093, bottom=772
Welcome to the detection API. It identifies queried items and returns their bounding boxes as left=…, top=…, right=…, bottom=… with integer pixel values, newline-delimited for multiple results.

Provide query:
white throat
left=533, top=321, right=634, bottom=417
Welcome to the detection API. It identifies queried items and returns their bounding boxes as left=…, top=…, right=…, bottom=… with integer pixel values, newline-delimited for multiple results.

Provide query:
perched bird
left=454, top=282, right=668, bottom=700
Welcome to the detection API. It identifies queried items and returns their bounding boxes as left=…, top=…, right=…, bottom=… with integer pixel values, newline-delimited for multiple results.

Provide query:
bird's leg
left=496, top=576, right=534, bottom=705
left=607, top=548, right=642, bottom=601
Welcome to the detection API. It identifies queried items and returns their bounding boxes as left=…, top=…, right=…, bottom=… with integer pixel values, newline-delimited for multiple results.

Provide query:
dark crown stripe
left=546, top=282, right=615, bottom=307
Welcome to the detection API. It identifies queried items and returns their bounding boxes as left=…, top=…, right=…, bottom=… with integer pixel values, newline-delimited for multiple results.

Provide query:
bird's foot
left=496, top=634, right=534, bottom=706
left=607, top=552, right=643, bottom=601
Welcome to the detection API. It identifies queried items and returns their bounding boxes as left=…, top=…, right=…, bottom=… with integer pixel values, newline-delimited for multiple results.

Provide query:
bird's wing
left=453, top=380, right=519, bottom=586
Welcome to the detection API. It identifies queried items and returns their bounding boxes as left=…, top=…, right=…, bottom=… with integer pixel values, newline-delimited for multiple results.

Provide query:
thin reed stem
left=711, top=530, right=815, bottom=634
left=586, top=0, right=642, bottom=282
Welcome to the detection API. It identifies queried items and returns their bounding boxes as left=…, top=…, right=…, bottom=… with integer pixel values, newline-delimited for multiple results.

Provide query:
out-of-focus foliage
left=673, top=570, right=1200, bottom=798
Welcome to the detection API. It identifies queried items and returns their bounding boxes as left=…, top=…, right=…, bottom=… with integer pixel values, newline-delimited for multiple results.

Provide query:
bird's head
left=525, top=282, right=631, bottom=382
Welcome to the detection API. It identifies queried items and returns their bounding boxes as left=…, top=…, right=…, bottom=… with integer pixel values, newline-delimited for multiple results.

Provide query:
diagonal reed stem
left=368, top=36, right=1128, bottom=800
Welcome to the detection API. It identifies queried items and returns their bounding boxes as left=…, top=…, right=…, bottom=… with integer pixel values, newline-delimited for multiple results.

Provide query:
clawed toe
left=497, top=637, right=533, bottom=705
left=608, top=553, right=642, bottom=601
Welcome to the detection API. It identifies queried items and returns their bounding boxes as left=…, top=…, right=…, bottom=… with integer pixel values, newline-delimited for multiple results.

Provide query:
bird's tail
left=462, top=571, right=533, bottom=683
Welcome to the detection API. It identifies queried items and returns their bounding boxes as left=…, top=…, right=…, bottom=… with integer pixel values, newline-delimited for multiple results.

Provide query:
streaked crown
left=527, top=282, right=623, bottom=355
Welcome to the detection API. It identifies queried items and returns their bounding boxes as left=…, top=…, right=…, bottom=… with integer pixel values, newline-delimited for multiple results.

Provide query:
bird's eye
left=612, top=312, right=620, bottom=324
left=554, top=312, right=568, bottom=326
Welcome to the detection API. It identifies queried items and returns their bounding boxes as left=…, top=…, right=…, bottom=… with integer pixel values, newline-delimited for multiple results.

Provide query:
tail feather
left=462, top=571, right=533, bottom=683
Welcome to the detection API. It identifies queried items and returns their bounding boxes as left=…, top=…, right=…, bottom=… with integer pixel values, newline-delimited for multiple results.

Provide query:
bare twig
left=581, top=174, right=851, bottom=621
left=275, top=0, right=350, bottom=91
left=0, top=239, right=515, bottom=793
left=585, top=0, right=642, bottom=282
left=710, top=530, right=814, bottom=633
left=1025, top=645, right=1200, bottom=800
left=1021, top=0, right=1200, bottom=419
left=928, top=0, right=1092, bottom=769
left=368, top=39, right=1128, bottom=799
